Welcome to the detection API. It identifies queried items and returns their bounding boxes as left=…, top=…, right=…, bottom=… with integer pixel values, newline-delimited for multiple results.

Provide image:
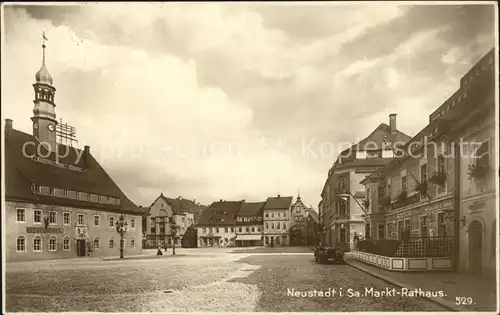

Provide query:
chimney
left=389, top=114, right=397, bottom=134
left=277, top=194, right=281, bottom=198
left=83, top=145, right=90, bottom=166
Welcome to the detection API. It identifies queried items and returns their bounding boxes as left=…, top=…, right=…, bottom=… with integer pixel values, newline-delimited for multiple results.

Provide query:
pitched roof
left=357, top=123, right=411, bottom=149
left=332, top=123, right=411, bottom=169
left=264, top=196, right=293, bottom=210
left=196, top=201, right=242, bottom=226
left=237, top=202, right=265, bottom=217
left=148, top=194, right=207, bottom=216
left=139, top=206, right=150, bottom=215
left=5, top=128, right=142, bottom=215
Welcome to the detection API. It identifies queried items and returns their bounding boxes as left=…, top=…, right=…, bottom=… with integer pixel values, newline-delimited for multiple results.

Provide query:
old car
left=314, top=245, right=345, bottom=264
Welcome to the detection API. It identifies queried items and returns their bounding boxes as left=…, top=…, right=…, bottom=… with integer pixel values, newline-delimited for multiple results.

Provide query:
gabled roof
left=291, top=196, right=306, bottom=209
left=148, top=194, right=207, bottom=216
left=357, top=123, right=411, bottom=149
left=332, top=123, right=411, bottom=169
left=5, top=128, right=141, bottom=215
left=238, top=202, right=265, bottom=217
left=264, top=196, right=293, bottom=210
left=196, top=201, right=242, bottom=226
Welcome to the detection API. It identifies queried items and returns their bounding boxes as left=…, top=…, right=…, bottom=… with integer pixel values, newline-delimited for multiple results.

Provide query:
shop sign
left=26, top=227, right=63, bottom=234
left=424, top=199, right=453, bottom=212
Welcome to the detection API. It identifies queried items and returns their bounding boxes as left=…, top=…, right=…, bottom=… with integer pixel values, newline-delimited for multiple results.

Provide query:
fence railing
left=355, top=236, right=453, bottom=258
left=394, top=236, right=453, bottom=257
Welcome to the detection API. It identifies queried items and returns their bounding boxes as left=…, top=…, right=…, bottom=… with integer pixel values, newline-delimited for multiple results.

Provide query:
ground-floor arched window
left=16, top=236, right=26, bottom=252
left=130, top=238, right=136, bottom=248
left=33, top=236, right=42, bottom=252
left=109, top=238, right=115, bottom=248
left=94, top=238, right=100, bottom=250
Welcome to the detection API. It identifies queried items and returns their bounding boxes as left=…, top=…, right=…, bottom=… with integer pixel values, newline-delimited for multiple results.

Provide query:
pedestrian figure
left=157, top=247, right=163, bottom=256
left=353, top=233, right=360, bottom=250
left=270, top=238, right=274, bottom=248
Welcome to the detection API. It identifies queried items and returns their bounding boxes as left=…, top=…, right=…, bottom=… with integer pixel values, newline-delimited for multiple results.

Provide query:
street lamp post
left=171, top=228, right=177, bottom=256
left=115, top=215, right=128, bottom=259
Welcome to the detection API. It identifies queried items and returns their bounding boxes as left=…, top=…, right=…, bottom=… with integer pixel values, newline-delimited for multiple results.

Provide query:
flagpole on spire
left=41, top=32, right=48, bottom=64
left=42, top=31, right=48, bottom=47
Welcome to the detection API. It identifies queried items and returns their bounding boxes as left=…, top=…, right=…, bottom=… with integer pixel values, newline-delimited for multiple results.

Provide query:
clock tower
left=32, top=33, right=57, bottom=151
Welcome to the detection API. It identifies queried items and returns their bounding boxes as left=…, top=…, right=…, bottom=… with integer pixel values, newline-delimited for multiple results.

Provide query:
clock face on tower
left=48, top=124, right=55, bottom=132
left=33, top=123, right=38, bottom=129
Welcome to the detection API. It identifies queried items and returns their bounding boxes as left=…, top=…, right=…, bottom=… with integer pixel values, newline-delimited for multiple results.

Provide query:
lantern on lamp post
left=115, top=214, right=128, bottom=259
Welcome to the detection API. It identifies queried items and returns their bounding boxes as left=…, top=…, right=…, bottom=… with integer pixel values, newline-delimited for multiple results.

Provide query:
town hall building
left=4, top=38, right=143, bottom=262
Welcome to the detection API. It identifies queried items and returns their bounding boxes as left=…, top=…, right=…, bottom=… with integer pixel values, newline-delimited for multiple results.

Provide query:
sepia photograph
left=1, top=1, right=498, bottom=313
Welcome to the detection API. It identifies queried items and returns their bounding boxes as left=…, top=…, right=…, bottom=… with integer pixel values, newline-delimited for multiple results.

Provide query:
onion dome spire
left=35, top=32, right=53, bottom=85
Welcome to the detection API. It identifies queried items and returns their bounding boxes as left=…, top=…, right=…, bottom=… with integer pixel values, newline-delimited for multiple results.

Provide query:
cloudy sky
left=2, top=2, right=496, bottom=208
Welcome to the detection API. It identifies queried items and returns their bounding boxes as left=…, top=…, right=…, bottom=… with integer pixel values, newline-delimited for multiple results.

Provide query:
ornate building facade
left=320, top=115, right=411, bottom=250
left=290, top=195, right=319, bottom=246
left=360, top=48, right=495, bottom=275
left=5, top=40, right=143, bottom=262
left=142, top=194, right=204, bottom=248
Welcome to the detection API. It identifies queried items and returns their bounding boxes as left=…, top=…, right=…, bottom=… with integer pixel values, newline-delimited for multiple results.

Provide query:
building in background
left=5, top=40, right=143, bottom=262
left=235, top=201, right=265, bottom=247
left=359, top=48, right=495, bottom=275
left=263, top=195, right=293, bottom=246
left=142, top=194, right=204, bottom=248
left=320, top=115, right=411, bottom=250
left=290, top=194, right=315, bottom=246
left=196, top=200, right=241, bottom=247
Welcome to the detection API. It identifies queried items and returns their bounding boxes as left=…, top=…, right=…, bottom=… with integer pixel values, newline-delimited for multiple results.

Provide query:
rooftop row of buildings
left=195, top=195, right=319, bottom=247
left=319, top=48, right=496, bottom=276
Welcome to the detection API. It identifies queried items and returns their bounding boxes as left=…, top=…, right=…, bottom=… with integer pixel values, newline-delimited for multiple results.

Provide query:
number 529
left=456, top=297, right=474, bottom=305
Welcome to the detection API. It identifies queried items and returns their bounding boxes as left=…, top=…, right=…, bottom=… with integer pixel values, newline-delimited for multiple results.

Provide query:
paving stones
left=5, top=249, right=446, bottom=312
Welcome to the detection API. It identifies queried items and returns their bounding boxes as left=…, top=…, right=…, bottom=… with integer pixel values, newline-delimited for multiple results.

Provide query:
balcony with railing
left=391, top=192, right=421, bottom=211
left=335, top=187, right=350, bottom=197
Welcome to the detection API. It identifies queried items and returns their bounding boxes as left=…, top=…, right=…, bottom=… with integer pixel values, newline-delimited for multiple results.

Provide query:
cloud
left=2, top=3, right=495, bottom=209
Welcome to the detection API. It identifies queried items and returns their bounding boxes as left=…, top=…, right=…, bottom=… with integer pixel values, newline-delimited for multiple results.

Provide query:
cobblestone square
left=6, top=248, right=445, bottom=312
